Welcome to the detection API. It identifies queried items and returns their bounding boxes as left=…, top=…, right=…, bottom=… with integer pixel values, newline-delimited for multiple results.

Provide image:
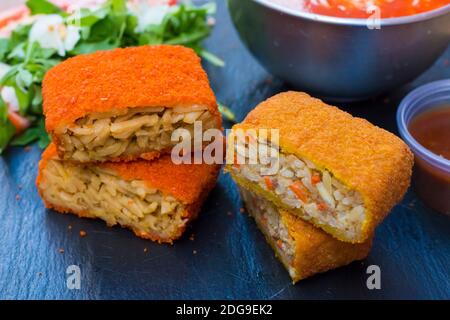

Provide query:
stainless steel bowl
left=227, top=0, right=450, bottom=101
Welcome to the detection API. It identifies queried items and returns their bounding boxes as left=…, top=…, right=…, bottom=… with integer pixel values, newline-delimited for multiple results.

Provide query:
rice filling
left=230, top=139, right=366, bottom=240
left=240, top=188, right=297, bottom=279
left=56, top=105, right=217, bottom=162
left=39, top=159, right=188, bottom=238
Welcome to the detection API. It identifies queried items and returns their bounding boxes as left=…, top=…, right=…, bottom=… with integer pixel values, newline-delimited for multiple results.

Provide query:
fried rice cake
left=226, top=91, right=413, bottom=243
left=36, top=144, right=220, bottom=243
left=43, top=45, right=221, bottom=163
left=239, top=187, right=372, bottom=283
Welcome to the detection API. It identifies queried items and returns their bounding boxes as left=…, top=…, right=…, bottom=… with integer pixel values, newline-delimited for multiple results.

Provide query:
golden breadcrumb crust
left=43, top=45, right=221, bottom=133
left=230, top=91, right=413, bottom=243
left=251, top=205, right=371, bottom=283
left=36, top=144, right=220, bottom=243
left=239, top=185, right=372, bottom=282
left=280, top=210, right=372, bottom=282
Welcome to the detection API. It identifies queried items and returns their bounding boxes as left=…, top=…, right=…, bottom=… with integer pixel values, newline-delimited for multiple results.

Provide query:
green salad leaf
left=218, top=103, right=236, bottom=123
left=0, top=0, right=223, bottom=154
left=26, top=0, right=65, bottom=15
left=11, top=117, right=49, bottom=148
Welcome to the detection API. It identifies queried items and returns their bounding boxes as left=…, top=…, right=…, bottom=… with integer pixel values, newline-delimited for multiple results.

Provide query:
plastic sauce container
left=397, top=80, right=450, bottom=215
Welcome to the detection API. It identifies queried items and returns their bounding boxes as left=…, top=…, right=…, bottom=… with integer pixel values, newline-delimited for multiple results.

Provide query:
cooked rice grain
left=39, top=159, right=188, bottom=241
left=56, top=106, right=217, bottom=162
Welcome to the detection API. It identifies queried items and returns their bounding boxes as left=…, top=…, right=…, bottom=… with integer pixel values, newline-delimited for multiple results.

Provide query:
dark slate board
left=1, top=0, right=449, bottom=300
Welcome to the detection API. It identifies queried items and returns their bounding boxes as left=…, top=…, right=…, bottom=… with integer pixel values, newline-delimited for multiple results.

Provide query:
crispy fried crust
left=230, top=91, right=413, bottom=243
left=36, top=144, right=221, bottom=243
left=281, top=211, right=372, bottom=282
left=240, top=186, right=372, bottom=282
left=43, top=45, right=221, bottom=133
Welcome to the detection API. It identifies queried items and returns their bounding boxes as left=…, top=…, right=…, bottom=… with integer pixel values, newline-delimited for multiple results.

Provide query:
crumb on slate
left=68, top=225, right=72, bottom=230
left=240, top=208, right=245, bottom=213
left=15, top=195, right=21, bottom=201
left=193, top=250, right=197, bottom=255
left=58, top=248, right=64, bottom=254
left=189, top=233, right=195, bottom=241
left=143, top=247, right=148, bottom=253
left=79, top=230, right=87, bottom=237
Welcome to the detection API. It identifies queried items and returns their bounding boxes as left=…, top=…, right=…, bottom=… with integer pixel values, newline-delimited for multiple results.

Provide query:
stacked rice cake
left=37, top=45, right=221, bottom=243
left=226, top=91, right=413, bottom=281
left=43, top=45, right=222, bottom=162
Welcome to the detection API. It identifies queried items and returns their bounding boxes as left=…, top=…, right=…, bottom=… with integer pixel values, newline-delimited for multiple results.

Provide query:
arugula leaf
left=0, top=39, right=9, bottom=60
left=26, top=0, right=64, bottom=15
left=14, top=85, right=31, bottom=115
left=70, top=39, right=117, bottom=55
left=0, top=96, right=8, bottom=122
left=8, top=24, right=31, bottom=52
left=0, top=120, right=16, bottom=154
left=111, top=0, right=127, bottom=14
left=199, top=49, right=225, bottom=67
left=30, top=85, right=43, bottom=115
left=16, top=68, right=33, bottom=90
left=218, top=103, right=236, bottom=122
left=137, top=4, right=223, bottom=66
left=67, top=8, right=108, bottom=31
left=11, top=117, right=50, bottom=148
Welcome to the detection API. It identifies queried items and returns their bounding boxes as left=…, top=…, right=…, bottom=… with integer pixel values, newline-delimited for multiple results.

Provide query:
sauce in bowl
left=409, top=107, right=450, bottom=161
left=270, top=0, right=450, bottom=19
left=408, top=106, right=450, bottom=214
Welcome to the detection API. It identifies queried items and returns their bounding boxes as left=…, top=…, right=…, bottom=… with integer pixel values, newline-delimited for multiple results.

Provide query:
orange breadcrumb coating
left=102, top=158, right=220, bottom=205
left=36, top=144, right=221, bottom=243
left=42, top=45, right=221, bottom=132
left=228, top=91, right=413, bottom=243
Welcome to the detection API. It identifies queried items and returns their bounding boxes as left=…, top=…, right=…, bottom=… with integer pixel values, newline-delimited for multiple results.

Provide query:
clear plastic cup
left=397, top=79, right=450, bottom=214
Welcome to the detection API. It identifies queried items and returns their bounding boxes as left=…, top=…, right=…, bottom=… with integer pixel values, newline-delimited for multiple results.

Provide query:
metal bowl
left=227, top=0, right=450, bottom=101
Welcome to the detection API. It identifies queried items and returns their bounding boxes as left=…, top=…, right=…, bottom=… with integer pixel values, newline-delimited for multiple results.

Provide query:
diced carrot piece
left=277, top=240, right=283, bottom=249
left=317, top=202, right=328, bottom=211
left=264, top=176, right=274, bottom=191
left=7, top=111, right=29, bottom=134
left=289, top=181, right=308, bottom=203
left=311, top=174, right=321, bottom=185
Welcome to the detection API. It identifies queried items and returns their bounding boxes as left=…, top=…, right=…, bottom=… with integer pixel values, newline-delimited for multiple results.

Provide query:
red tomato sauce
left=270, top=0, right=450, bottom=19
left=408, top=106, right=450, bottom=215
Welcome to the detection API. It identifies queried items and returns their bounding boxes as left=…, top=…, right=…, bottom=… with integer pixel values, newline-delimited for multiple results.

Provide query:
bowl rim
left=397, top=79, right=450, bottom=174
left=252, top=0, right=450, bottom=26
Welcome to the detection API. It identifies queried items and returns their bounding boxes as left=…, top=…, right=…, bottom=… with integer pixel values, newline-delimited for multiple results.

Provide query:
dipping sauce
left=409, top=107, right=450, bottom=161
left=270, top=0, right=450, bottom=19
left=408, top=106, right=450, bottom=214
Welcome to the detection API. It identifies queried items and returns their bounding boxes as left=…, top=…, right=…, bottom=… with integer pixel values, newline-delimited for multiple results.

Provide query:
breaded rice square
left=43, top=45, right=222, bottom=163
left=239, top=187, right=372, bottom=283
left=226, top=91, right=413, bottom=243
left=36, top=144, right=221, bottom=243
